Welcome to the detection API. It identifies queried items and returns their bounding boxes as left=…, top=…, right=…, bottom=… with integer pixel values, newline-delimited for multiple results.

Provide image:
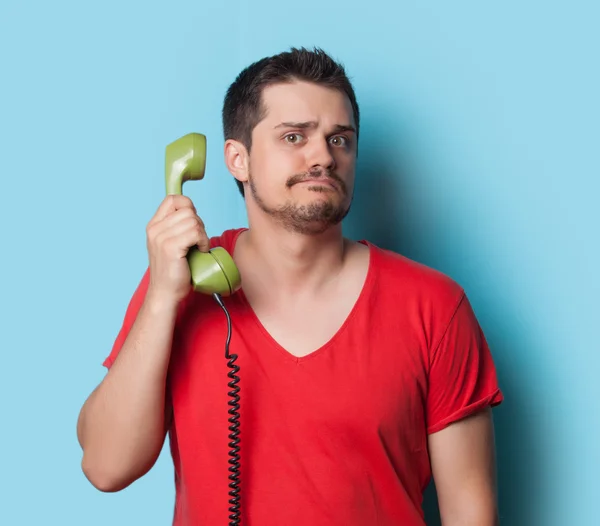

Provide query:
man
left=77, top=47, right=504, bottom=525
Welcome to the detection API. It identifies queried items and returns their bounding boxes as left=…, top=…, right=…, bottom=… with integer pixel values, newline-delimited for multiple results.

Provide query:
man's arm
left=77, top=194, right=210, bottom=492
left=76, top=293, right=177, bottom=492
left=428, top=408, right=499, bottom=526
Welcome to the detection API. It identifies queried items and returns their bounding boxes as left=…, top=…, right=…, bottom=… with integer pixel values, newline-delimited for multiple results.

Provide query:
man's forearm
left=442, top=512, right=499, bottom=526
left=77, top=293, right=179, bottom=491
left=429, top=410, right=500, bottom=526
left=439, top=485, right=499, bottom=526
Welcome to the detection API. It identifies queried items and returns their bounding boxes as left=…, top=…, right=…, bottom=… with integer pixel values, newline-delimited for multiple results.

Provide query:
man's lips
left=286, top=170, right=347, bottom=195
left=296, top=178, right=337, bottom=188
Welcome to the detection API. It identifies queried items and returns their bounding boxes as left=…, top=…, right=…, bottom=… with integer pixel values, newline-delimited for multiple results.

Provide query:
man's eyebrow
left=331, top=124, right=357, bottom=134
left=274, top=121, right=356, bottom=134
left=274, top=121, right=317, bottom=130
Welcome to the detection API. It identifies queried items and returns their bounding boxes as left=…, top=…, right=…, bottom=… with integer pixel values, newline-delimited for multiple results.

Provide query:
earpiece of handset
left=165, top=132, right=242, bottom=296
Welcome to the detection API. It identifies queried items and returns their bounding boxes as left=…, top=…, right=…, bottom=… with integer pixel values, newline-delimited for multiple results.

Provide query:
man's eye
left=284, top=134, right=303, bottom=144
left=329, top=136, right=348, bottom=147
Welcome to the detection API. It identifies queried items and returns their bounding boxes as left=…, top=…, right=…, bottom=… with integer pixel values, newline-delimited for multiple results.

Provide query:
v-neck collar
left=227, top=228, right=377, bottom=364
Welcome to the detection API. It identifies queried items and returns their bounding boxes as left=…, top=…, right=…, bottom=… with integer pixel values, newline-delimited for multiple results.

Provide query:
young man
left=77, top=47, right=504, bottom=525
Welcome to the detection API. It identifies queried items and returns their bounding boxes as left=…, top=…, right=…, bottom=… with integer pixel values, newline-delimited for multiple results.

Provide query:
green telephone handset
left=165, top=133, right=242, bottom=296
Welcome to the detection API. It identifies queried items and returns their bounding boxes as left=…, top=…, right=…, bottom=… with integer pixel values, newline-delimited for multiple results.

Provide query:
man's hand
left=428, top=408, right=500, bottom=526
left=146, top=194, right=210, bottom=305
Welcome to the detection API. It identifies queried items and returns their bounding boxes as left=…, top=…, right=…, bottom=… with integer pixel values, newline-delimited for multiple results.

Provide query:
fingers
left=157, top=215, right=210, bottom=253
left=157, top=206, right=204, bottom=231
left=149, top=195, right=196, bottom=226
left=144, top=195, right=210, bottom=303
left=148, top=208, right=205, bottom=242
left=155, top=226, right=209, bottom=259
left=146, top=196, right=210, bottom=254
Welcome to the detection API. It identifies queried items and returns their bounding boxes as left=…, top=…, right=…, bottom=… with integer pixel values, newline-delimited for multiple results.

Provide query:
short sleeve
left=102, top=268, right=150, bottom=369
left=426, top=292, right=504, bottom=434
left=101, top=228, right=246, bottom=369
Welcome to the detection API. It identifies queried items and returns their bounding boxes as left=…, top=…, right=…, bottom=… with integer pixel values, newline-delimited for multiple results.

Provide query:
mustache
left=286, top=168, right=347, bottom=193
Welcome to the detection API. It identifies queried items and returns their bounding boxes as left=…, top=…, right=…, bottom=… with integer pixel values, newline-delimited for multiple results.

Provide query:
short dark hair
left=222, top=46, right=360, bottom=196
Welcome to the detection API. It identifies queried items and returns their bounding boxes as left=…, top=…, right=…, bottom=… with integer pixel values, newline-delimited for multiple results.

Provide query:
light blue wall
left=1, top=1, right=597, bottom=525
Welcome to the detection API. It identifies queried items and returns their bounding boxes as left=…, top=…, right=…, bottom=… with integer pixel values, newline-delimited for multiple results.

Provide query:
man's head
left=222, top=47, right=360, bottom=235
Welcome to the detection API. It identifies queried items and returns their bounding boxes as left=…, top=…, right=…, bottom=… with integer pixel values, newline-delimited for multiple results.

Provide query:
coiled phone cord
left=213, top=293, right=242, bottom=525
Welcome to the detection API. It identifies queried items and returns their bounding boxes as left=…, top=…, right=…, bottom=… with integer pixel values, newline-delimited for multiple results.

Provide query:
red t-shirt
left=104, top=227, right=503, bottom=525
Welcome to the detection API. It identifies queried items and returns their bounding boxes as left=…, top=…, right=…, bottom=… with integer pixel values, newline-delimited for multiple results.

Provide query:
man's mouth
left=297, top=178, right=337, bottom=188
left=286, top=170, right=347, bottom=195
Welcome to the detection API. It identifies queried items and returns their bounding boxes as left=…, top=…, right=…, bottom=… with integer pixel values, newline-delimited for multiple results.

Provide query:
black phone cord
left=213, top=293, right=241, bottom=526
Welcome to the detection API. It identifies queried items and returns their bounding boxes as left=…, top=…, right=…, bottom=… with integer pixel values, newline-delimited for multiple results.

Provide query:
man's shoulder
left=209, top=227, right=248, bottom=252
left=365, top=240, right=465, bottom=305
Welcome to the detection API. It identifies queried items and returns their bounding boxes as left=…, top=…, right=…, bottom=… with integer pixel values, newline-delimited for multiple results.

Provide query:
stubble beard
left=248, top=168, right=353, bottom=235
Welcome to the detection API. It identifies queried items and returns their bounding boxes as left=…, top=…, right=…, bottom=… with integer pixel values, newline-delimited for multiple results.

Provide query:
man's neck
left=236, top=218, right=350, bottom=298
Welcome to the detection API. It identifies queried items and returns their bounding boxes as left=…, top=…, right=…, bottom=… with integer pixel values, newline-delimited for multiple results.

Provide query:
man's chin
left=277, top=204, right=351, bottom=235
left=294, top=191, right=345, bottom=209
left=249, top=181, right=352, bottom=234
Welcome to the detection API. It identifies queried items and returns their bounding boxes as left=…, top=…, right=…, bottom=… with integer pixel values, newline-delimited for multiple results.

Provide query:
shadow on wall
left=342, top=101, right=544, bottom=525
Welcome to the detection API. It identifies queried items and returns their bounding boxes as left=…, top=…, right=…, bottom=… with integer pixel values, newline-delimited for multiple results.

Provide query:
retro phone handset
left=165, top=133, right=241, bottom=296
left=165, top=133, right=243, bottom=525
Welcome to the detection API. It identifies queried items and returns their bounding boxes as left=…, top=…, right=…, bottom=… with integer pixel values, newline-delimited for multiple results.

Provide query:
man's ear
left=224, top=139, right=249, bottom=185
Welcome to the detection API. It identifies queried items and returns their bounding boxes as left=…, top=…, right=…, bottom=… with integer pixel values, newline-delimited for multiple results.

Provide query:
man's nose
left=307, top=137, right=336, bottom=171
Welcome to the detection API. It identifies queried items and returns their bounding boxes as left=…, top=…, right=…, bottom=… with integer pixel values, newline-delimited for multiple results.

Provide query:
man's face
left=245, top=80, right=357, bottom=235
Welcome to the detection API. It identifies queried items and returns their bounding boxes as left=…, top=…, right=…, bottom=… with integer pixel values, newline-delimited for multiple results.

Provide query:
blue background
left=1, top=1, right=598, bottom=525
